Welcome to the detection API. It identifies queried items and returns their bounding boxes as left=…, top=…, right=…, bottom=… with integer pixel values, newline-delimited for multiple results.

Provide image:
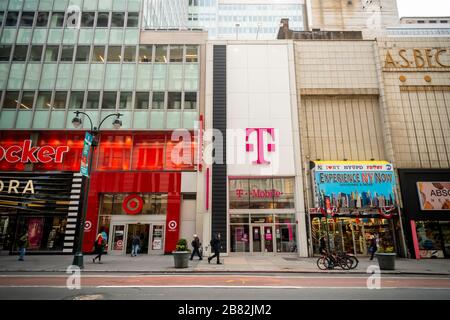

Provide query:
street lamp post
left=71, top=111, right=123, bottom=268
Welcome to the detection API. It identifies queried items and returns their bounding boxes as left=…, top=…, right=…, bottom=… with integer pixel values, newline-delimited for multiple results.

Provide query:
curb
left=1, top=269, right=449, bottom=276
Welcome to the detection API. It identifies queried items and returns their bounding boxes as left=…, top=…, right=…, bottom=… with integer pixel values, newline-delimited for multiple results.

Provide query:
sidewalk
left=1, top=253, right=449, bottom=275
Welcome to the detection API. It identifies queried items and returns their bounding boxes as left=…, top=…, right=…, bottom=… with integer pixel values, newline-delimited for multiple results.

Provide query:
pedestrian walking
left=17, top=232, right=28, bottom=261
left=319, top=235, right=327, bottom=255
left=92, top=232, right=106, bottom=264
left=131, top=234, right=140, bottom=257
left=190, top=234, right=202, bottom=260
left=369, top=234, right=378, bottom=260
left=208, top=232, right=222, bottom=265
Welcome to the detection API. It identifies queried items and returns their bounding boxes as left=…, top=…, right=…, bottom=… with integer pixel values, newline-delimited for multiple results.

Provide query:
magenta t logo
left=245, top=128, right=275, bottom=164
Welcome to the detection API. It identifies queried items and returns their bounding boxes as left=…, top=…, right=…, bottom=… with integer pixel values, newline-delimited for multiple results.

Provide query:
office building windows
left=184, top=92, right=197, bottom=109
left=60, top=46, right=74, bottom=62
left=29, top=45, right=43, bottom=61
left=112, top=13, right=125, bottom=27
left=185, top=45, right=198, bottom=62
left=5, top=12, right=19, bottom=27
left=20, top=12, right=35, bottom=27
left=0, top=45, right=12, bottom=61
left=168, top=92, right=181, bottom=109
left=50, top=12, right=65, bottom=27
left=20, top=91, right=35, bottom=109
left=123, top=46, right=136, bottom=62
left=107, top=46, right=122, bottom=62
left=53, top=92, right=67, bottom=109
left=139, top=45, right=152, bottom=62
left=36, top=91, right=52, bottom=109
left=152, top=92, right=165, bottom=109
left=102, top=92, right=117, bottom=109
left=119, top=91, right=132, bottom=109
left=2, top=91, right=19, bottom=109
left=69, top=91, right=84, bottom=109
left=12, top=45, right=28, bottom=61
left=155, top=45, right=168, bottom=63
left=86, top=91, right=100, bottom=109
left=45, top=45, right=59, bottom=62
left=97, top=12, right=109, bottom=27
left=170, top=45, right=183, bottom=62
left=135, top=92, right=149, bottom=109
left=127, top=13, right=139, bottom=28
left=75, top=46, right=90, bottom=62
left=81, top=12, right=95, bottom=27
left=92, top=46, right=105, bottom=62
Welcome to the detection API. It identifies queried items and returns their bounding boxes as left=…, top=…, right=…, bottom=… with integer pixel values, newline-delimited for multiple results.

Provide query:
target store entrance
left=100, top=193, right=167, bottom=255
left=83, top=172, right=181, bottom=255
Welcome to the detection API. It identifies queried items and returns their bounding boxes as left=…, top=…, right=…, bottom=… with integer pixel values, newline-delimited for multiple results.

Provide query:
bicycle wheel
left=317, top=256, right=330, bottom=270
left=348, top=256, right=359, bottom=269
left=338, top=257, right=352, bottom=270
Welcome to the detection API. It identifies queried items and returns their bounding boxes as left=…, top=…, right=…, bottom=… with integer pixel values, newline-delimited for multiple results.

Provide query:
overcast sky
left=396, top=0, right=450, bottom=17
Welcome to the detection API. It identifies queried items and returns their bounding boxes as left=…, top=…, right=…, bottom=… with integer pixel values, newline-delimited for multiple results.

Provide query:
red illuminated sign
left=122, top=194, right=144, bottom=215
left=0, top=140, right=69, bottom=164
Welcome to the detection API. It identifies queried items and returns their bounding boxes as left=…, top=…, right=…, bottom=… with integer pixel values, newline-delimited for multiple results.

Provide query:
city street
left=0, top=273, right=449, bottom=300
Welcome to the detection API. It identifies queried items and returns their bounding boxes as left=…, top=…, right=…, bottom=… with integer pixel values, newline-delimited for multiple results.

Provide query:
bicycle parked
left=316, top=250, right=354, bottom=270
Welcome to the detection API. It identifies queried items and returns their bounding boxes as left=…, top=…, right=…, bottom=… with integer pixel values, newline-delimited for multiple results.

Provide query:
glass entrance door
left=110, top=224, right=125, bottom=254
left=251, top=225, right=274, bottom=253
left=126, top=224, right=150, bottom=254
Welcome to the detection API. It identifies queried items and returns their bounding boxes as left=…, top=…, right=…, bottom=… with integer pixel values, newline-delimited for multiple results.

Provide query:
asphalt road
left=0, top=273, right=449, bottom=300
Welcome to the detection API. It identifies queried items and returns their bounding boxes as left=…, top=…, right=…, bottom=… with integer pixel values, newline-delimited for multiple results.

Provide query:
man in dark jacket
left=208, top=233, right=222, bottom=264
left=190, top=234, right=202, bottom=260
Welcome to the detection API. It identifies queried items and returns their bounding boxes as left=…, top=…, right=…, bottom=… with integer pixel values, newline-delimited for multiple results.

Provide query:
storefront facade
left=0, top=130, right=198, bottom=255
left=309, top=161, right=403, bottom=256
left=205, top=41, right=308, bottom=257
left=399, top=169, right=450, bottom=259
left=0, top=131, right=84, bottom=253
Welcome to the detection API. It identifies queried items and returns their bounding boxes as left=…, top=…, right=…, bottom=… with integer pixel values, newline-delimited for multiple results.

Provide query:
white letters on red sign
left=0, top=140, right=69, bottom=164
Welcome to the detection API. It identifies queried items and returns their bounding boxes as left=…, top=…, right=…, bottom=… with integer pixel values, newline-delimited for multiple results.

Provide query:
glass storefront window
left=230, top=225, right=250, bottom=252
left=229, top=178, right=295, bottom=210
left=14, top=216, right=67, bottom=251
left=229, top=179, right=250, bottom=209
left=274, top=214, right=295, bottom=224
left=273, top=178, right=295, bottom=209
left=250, top=214, right=273, bottom=224
left=416, top=221, right=443, bottom=258
left=275, top=224, right=297, bottom=253
left=230, top=214, right=249, bottom=223
left=100, top=193, right=168, bottom=216
left=249, top=179, right=274, bottom=209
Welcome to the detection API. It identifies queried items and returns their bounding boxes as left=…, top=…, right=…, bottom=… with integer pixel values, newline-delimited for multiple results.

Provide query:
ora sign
left=0, top=179, right=35, bottom=194
left=0, top=140, right=69, bottom=164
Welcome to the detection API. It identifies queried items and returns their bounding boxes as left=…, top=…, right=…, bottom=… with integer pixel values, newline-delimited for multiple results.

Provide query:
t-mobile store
left=0, top=131, right=197, bottom=255
left=207, top=43, right=308, bottom=257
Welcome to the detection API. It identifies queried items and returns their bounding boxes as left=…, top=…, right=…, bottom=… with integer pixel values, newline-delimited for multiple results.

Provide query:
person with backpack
left=208, top=232, right=222, bottom=264
left=92, top=232, right=106, bottom=264
left=190, top=234, right=202, bottom=260
left=17, top=232, right=28, bottom=261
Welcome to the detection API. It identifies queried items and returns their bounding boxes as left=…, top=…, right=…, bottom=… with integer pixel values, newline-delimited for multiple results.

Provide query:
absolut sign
left=0, top=140, right=69, bottom=164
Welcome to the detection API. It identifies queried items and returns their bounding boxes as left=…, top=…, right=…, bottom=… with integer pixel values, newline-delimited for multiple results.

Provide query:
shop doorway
left=108, top=223, right=164, bottom=255
left=126, top=224, right=149, bottom=255
left=251, top=225, right=274, bottom=253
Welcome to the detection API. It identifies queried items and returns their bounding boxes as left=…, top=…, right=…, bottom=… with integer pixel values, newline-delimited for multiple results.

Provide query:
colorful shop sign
left=312, top=161, right=397, bottom=215
left=417, top=182, right=450, bottom=211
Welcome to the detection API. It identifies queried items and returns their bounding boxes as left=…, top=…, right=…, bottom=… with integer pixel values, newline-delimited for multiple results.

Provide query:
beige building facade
left=291, top=35, right=450, bottom=258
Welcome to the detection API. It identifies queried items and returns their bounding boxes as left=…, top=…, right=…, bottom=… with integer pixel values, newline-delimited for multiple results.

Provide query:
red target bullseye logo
left=122, top=194, right=144, bottom=215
